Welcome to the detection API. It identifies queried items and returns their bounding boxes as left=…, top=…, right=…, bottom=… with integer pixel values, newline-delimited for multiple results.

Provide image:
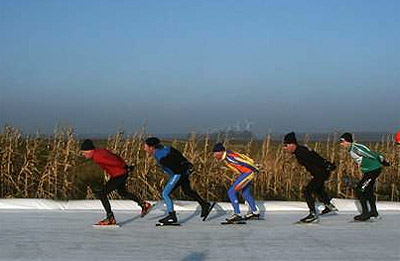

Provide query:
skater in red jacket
left=81, top=139, right=152, bottom=225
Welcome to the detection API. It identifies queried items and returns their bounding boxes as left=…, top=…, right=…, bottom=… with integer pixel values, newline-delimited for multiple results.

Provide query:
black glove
left=382, top=160, right=391, bottom=167
left=126, top=165, right=135, bottom=172
left=181, top=162, right=195, bottom=175
left=325, top=162, right=337, bottom=172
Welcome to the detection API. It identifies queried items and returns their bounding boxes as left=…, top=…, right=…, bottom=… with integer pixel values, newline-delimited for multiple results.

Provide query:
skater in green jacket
left=340, top=132, right=388, bottom=221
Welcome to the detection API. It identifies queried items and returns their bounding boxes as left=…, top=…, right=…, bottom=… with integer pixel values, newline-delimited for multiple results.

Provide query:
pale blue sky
left=1, top=0, right=399, bottom=135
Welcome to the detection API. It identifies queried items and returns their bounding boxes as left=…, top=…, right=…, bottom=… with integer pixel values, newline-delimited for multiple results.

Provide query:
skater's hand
left=382, top=159, right=391, bottom=167
left=126, top=165, right=135, bottom=172
left=326, top=162, right=337, bottom=172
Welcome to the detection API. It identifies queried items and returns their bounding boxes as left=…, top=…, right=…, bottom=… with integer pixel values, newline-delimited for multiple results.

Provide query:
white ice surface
left=1, top=198, right=400, bottom=211
left=0, top=201, right=399, bottom=261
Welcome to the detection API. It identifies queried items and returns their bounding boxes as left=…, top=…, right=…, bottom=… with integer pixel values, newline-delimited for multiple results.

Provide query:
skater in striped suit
left=213, top=143, right=260, bottom=222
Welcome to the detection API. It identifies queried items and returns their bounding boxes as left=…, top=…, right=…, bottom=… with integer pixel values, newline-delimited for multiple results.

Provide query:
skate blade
left=293, top=219, right=319, bottom=225
left=244, top=216, right=264, bottom=221
left=92, top=224, right=120, bottom=228
left=349, top=219, right=378, bottom=223
left=155, top=223, right=181, bottom=227
left=221, top=221, right=247, bottom=225
left=320, top=211, right=338, bottom=217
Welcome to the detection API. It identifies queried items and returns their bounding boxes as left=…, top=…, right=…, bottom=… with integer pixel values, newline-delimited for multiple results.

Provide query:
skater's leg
left=314, top=175, right=332, bottom=205
left=356, top=173, right=376, bottom=214
left=304, top=178, right=317, bottom=213
left=162, top=174, right=181, bottom=213
left=97, top=176, right=124, bottom=217
left=229, top=172, right=256, bottom=214
left=176, top=176, right=212, bottom=218
left=316, top=176, right=338, bottom=215
left=241, top=182, right=258, bottom=212
left=228, top=186, right=240, bottom=214
left=369, top=195, right=378, bottom=216
left=354, top=174, right=374, bottom=220
left=179, top=176, right=207, bottom=206
left=116, top=175, right=144, bottom=206
left=364, top=170, right=380, bottom=215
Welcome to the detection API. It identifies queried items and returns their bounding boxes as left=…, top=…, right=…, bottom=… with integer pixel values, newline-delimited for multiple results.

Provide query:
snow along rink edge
left=0, top=199, right=399, bottom=261
left=1, top=198, right=400, bottom=211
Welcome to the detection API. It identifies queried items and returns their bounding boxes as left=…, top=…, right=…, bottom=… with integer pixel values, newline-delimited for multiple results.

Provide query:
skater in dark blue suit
left=144, top=137, right=212, bottom=224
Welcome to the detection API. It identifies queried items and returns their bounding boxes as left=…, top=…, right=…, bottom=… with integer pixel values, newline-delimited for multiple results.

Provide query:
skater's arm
left=352, top=144, right=377, bottom=160
left=296, top=147, right=327, bottom=169
left=226, top=153, right=259, bottom=173
left=231, top=158, right=259, bottom=173
left=159, top=147, right=191, bottom=175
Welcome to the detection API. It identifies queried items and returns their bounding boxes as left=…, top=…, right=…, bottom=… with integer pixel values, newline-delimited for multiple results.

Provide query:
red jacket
left=92, top=149, right=127, bottom=178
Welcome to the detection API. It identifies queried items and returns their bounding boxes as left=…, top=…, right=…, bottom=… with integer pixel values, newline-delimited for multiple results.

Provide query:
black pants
left=304, top=174, right=331, bottom=213
left=96, top=174, right=143, bottom=217
left=171, top=175, right=206, bottom=207
left=356, top=168, right=381, bottom=214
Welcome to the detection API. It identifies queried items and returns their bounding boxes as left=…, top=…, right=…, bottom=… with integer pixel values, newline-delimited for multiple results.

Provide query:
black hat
left=145, top=137, right=161, bottom=147
left=212, top=143, right=226, bottom=152
left=340, top=132, right=353, bottom=143
left=81, top=139, right=95, bottom=150
left=283, top=132, right=297, bottom=144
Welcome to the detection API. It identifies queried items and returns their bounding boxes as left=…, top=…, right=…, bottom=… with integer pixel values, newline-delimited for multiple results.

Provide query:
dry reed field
left=0, top=125, right=399, bottom=202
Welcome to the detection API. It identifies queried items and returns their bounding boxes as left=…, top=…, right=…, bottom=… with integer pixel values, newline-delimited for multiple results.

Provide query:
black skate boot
left=244, top=211, right=260, bottom=220
left=354, top=199, right=371, bottom=221
left=321, top=203, right=338, bottom=215
left=159, top=211, right=178, bottom=224
left=300, top=212, right=318, bottom=223
left=369, top=196, right=380, bottom=219
left=226, top=213, right=243, bottom=223
left=354, top=212, right=372, bottom=221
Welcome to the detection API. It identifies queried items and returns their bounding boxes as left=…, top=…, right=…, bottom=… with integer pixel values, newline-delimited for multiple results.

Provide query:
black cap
left=212, top=143, right=226, bottom=152
left=145, top=137, right=161, bottom=147
left=283, top=132, right=297, bottom=144
left=81, top=139, right=95, bottom=150
left=340, top=132, right=353, bottom=143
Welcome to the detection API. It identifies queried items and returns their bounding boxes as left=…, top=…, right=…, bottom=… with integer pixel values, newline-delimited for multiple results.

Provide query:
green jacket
left=348, top=143, right=383, bottom=173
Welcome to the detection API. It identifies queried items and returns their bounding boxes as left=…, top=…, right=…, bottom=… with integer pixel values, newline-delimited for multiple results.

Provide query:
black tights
left=96, top=174, right=143, bottom=217
left=356, top=169, right=381, bottom=214
left=304, top=175, right=331, bottom=213
left=171, top=175, right=206, bottom=207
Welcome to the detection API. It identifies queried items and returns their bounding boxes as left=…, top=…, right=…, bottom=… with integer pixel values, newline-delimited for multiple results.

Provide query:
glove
left=126, top=165, right=135, bottom=172
left=382, top=160, right=391, bottom=167
left=325, top=162, right=337, bottom=172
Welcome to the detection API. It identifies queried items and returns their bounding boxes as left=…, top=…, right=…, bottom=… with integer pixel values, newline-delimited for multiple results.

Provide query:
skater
left=212, top=143, right=260, bottom=223
left=81, top=139, right=152, bottom=225
left=283, top=132, right=337, bottom=223
left=144, top=137, right=213, bottom=225
left=340, top=132, right=389, bottom=221
left=396, top=130, right=400, bottom=145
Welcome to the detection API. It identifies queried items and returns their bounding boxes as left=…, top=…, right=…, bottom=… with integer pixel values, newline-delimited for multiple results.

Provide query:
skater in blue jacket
left=144, top=137, right=213, bottom=224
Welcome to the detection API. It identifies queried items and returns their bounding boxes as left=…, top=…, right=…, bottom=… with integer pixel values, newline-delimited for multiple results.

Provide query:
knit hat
left=283, top=132, right=297, bottom=144
left=396, top=130, right=400, bottom=144
left=340, top=132, right=353, bottom=143
left=212, top=143, right=226, bottom=152
left=145, top=137, right=161, bottom=147
left=80, top=139, right=95, bottom=150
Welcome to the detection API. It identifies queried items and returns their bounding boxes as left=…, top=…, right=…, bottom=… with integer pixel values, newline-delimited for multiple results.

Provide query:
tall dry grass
left=0, top=125, right=399, bottom=202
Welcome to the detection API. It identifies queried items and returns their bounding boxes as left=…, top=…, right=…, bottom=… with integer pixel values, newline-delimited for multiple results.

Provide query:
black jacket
left=294, top=145, right=335, bottom=178
left=155, top=146, right=194, bottom=176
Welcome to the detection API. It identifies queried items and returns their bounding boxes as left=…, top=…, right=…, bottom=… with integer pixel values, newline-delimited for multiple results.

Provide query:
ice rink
left=1, top=205, right=399, bottom=261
